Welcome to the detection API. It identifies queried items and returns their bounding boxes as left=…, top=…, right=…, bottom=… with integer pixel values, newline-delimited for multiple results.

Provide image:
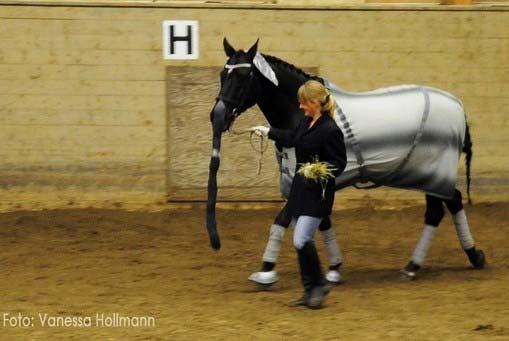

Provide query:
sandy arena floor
left=0, top=202, right=508, bottom=340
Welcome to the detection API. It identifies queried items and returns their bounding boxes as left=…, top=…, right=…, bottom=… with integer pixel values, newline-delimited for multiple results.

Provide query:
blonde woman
left=250, top=80, right=347, bottom=309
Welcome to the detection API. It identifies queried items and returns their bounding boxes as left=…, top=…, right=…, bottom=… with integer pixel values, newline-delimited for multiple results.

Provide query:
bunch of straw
left=297, top=156, right=337, bottom=200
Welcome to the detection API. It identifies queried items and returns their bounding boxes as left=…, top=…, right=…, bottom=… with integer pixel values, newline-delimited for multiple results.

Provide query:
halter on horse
left=206, top=38, right=484, bottom=279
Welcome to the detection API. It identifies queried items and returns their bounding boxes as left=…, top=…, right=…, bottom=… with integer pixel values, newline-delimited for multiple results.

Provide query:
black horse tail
left=462, top=122, right=473, bottom=205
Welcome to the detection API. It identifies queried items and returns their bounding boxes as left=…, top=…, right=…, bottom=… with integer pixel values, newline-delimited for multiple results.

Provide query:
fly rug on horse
left=206, top=38, right=485, bottom=288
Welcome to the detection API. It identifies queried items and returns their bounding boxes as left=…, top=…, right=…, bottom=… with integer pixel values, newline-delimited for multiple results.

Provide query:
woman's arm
left=267, top=127, right=296, bottom=147
left=321, top=127, right=347, bottom=177
left=267, top=118, right=303, bottom=148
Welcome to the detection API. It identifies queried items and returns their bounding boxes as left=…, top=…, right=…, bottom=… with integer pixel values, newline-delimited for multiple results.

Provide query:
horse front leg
left=248, top=148, right=293, bottom=287
left=248, top=203, right=291, bottom=287
left=402, top=194, right=444, bottom=279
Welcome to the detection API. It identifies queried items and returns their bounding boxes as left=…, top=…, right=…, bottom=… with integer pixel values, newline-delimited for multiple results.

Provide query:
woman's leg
left=292, top=215, right=328, bottom=309
left=293, top=215, right=322, bottom=249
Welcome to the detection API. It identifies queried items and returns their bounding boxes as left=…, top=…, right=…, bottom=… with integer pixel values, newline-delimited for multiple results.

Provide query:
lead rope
left=227, top=122, right=269, bottom=175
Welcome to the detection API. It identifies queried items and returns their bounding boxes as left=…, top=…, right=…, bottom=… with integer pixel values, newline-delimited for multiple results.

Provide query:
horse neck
left=255, top=63, right=309, bottom=130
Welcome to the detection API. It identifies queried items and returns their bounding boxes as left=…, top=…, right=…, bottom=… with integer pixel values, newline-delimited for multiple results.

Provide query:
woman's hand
left=249, top=126, right=270, bottom=137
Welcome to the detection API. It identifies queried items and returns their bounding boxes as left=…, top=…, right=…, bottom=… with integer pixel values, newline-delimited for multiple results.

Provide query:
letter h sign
left=162, top=20, right=199, bottom=60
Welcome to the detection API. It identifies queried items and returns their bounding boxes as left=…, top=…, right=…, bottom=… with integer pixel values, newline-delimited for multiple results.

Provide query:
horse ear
left=246, top=38, right=259, bottom=60
left=223, top=37, right=236, bottom=57
left=253, top=52, right=278, bottom=87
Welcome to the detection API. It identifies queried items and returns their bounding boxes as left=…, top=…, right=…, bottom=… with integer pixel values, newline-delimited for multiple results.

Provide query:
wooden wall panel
left=0, top=3, right=507, bottom=211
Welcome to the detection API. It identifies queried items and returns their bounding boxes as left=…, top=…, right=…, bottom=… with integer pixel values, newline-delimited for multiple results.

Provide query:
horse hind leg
left=444, top=189, right=486, bottom=269
left=403, top=194, right=444, bottom=279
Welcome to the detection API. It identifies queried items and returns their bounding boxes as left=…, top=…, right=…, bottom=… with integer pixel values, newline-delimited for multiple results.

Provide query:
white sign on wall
left=162, top=20, right=199, bottom=60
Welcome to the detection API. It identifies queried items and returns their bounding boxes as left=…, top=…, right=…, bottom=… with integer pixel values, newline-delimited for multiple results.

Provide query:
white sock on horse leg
left=262, top=224, right=286, bottom=263
left=453, top=209, right=474, bottom=250
left=320, top=228, right=343, bottom=266
left=411, top=224, right=437, bottom=266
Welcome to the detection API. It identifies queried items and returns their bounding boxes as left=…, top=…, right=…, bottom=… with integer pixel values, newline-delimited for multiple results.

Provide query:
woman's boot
left=303, top=241, right=328, bottom=309
left=290, top=241, right=329, bottom=309
left=289, top=244, right=314, bottom=307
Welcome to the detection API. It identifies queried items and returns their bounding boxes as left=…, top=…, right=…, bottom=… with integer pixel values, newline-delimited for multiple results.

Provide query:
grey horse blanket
left=276, top=79, right=467, bottom=200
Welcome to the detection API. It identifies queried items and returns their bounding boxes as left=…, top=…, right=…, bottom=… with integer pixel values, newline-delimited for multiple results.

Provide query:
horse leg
left=403, top=194, right=444, bottom=278
left=318, top=215, right=344, bottom=284
left=443, top=189, right=485, bottom=269
left=248, top=203, right=291, bottom=286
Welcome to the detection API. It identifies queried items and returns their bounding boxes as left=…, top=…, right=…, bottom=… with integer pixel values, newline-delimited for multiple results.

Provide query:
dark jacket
left=268, top=113, right=347, bottom=218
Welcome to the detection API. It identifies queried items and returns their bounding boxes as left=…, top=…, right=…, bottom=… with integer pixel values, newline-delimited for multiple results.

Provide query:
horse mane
left=261, top=53, right=324, bottom=84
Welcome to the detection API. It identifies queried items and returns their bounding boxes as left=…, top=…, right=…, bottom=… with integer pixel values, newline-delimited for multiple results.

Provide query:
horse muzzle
left=211, top=98, right=241, bottom=132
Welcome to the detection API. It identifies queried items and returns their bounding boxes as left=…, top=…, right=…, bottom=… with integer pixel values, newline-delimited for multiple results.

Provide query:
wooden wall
left=0, top=2, right=508, bottom=211
left=166, top=65, right=318, bottom=201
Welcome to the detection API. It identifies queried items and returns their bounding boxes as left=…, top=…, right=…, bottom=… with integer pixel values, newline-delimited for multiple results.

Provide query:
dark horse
left=206, top=38, right=485, bottom=280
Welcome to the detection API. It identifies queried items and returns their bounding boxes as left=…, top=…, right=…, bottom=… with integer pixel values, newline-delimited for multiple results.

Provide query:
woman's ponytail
left=321, top=91, right=336, bottom=118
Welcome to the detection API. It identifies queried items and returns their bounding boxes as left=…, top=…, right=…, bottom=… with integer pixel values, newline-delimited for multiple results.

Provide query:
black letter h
left=169, top=25, right=193, bottom=55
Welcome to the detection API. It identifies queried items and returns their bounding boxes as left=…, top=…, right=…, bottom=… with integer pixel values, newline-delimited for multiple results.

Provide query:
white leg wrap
left=453, top=209, right=475, bottom=250
left=262, top=224, right=286, bottom=263
left=411, top=224, right=437, bottom=266
left=320, top=228, right=343, bottom=266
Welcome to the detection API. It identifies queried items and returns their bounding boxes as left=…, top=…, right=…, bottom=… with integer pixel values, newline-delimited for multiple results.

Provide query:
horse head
left=206, top=37, right=272, bottom=250
left=211, top=38, right=259, bottom=132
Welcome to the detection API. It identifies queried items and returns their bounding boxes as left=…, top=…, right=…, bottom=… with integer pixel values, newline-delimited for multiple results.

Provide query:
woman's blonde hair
left=297, top=80, right=336, bottom=118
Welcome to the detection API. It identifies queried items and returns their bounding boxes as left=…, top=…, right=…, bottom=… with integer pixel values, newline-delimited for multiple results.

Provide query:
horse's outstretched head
left=205, top=38, right=261, bottom=251
left=210, top=37, right=260, bottom=132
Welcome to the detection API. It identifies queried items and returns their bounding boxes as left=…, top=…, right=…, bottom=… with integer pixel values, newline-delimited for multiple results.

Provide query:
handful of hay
left=297, top=156, right=338, bottom=200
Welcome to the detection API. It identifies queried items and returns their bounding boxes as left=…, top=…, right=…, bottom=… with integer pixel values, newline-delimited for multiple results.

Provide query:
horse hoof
left=472, top=250, right=486, bottom=269
left=248, top=270, right=279, bottom=286
left=325, top=270, right=343, bottom=284
left=401, top=261, right=420, bottom=280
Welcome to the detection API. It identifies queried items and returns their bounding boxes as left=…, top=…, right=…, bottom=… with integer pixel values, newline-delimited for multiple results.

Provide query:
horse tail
left=462, top=121, right=473, bottom=205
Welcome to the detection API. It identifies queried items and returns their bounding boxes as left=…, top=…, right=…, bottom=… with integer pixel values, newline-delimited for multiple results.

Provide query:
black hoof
left=466, top=247, right=486, bottom=269
left=472, top=250, right=486, bottom=269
